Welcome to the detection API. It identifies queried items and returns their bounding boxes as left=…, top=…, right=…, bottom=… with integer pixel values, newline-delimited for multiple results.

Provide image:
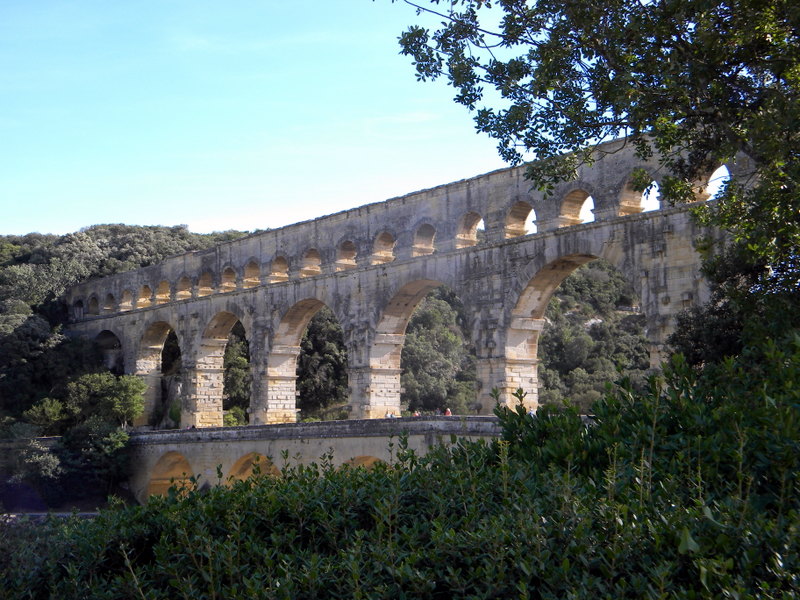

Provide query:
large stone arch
left=253, top=298, right=329, bottom=425
left=490, top=234, right=656, bottom=413
left=348, top=279, right=444, bottom=419
left=182, top=310, right=246, bottom=428
left=225, top=452, right=279, bottom=485
left=95, top=329, right=123, bottom=374
left=135, top=320, right=182, bottom=427
left=145, top=451, right=194, bottom=500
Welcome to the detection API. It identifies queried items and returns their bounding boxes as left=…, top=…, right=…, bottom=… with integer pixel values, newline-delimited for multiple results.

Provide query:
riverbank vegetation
left=1, top=333, right=798, bottom=597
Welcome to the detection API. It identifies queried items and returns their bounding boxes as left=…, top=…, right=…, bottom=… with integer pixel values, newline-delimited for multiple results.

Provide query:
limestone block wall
left=64, top=140, right=728, bottom=427
left=127, top=417, right=502, bottom=503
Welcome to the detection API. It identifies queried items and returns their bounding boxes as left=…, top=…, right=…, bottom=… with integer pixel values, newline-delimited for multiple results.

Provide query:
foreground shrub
left=2, top=336, right=798, bottom=599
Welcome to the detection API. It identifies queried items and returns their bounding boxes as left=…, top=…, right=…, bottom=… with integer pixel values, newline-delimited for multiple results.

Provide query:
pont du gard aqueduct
left=65, top=139, right=734, bottom=432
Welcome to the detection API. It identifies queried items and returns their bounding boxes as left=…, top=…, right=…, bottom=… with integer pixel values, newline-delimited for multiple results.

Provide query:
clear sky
left=1, top=1, right=510, bottom=236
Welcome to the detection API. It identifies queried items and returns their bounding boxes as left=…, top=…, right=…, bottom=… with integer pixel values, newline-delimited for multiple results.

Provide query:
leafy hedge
left=2, top=336, right=798, bottom=599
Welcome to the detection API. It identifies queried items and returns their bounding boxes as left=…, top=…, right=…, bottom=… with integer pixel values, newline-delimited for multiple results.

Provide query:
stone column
left=181, top=344, right=226, bottom=428
left=133, top=355, right=161, bottom=427
left=475, top=356, right=538, bottom=414
left=348, top=366, right=403, bottom=419
left=346, top=332, right=404, bottom=419
left=474, top=315, right=542, bottom=414
left=250, top=344, right=299, bottom=424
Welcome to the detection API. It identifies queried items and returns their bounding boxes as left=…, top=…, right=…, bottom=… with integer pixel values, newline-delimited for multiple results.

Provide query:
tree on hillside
left=394, top=0, right=800, bottom=357
left=401, top=287, right=477, bottom=414
left=395, top=0, right=798, bottom=241
left=297, top=307, right=349, bottom=419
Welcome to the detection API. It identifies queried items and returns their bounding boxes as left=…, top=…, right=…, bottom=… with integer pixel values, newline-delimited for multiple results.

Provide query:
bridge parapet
left=64, top=141, right=726, bottom=427
left=67, top=138, right=714, bottom=321
left=127, top=417, right=502, bottom=503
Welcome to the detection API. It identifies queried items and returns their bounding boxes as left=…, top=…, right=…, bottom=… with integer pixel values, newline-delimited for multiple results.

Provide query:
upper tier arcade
left=65, top=139, right=729, bottom=427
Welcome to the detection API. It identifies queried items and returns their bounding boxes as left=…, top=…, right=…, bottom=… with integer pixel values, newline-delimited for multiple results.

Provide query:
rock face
left=65, top=139, right=723, bottom=427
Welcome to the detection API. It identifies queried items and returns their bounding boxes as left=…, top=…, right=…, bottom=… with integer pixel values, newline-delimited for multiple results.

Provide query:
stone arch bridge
left=65, top=139, right=727, bottom=427
left=127, top=416, right=501, bottom=503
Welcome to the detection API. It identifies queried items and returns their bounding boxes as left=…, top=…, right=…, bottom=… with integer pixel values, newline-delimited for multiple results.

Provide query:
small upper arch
left=455, top=211, right=484, bottom=248
left=72, top=299, right=85, bottom=320
left=335, top=239, right=358, bottom=271
left=220, top=266, right=238, bottom=292
left=87, top=295, right=100, bottom=316
left=505, top=200, right=537, bottom=238
left=197, top=271, right=214, bottom=297
left=120, top=290, right=134, bottom=312
left=102, top=293, right=116, bottom=312
left=412, top=223, right=436, bottom=256
left=243, top=259, right=261, bottom=288
left=371, top=231, right=396, bottom=265
left=299, top=249, right=322, bottom=278
left=558, top=188, right=594, bottom=227
left=137, top=285, right=154, bottom=309
left=155, top=280, right=171, bottom=304
left=269, top=256, right=289, bottom=283
left=175, top=275, right=193, bottom=300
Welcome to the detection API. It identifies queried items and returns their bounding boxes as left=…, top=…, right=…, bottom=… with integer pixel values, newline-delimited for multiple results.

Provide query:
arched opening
left=137, top=285, right=153, bottom=309
left=155, top=280, right=171, bottom=304
left=120, top=290, right=133, bottom=312
left=455, top=212, right=484, bottom=248
left=505, top=201, right=537, bottom=238
left=187, top=311, right=248, bottom=428
left=269, top=256, right=289, bottom=283
left=145, top=451, right=193, bottom=499
left=342, top=456, right=383, bottom=470
left=87, top=296, right=100, bottom=316
left=72, top=300, right=84, bottom=320
left=400, top=285, right=477, bottom=415
left=642, top=181, right=661, bottom=212
left=299, top=249, right=322, bottom=278
left=356, top=279, right=453, bottom=418
left=335, top=240, right=358, bottom=271
left=507, top=256, right=649, bottom=415
left=95, top=330, right=123, bottom=374
left=696, top=164, right=731, bottom=202
left=296, top=305, right=349, bottom=421
left=176, top=276, right=192, bottom=300
left=197, top=272, right=214, bottom=297
left=220, top=267, right=237, bottom=292
left=412, top=224, right=436, bottom=256
left=262, top=299, right=348, bottom=424
left=226, top=452, right=279, bottom=485
left=371, top=232, right=396, bottom=265
left=138, top=321, right=181, bottom=428
left=103, top=293, right=116, bottom=312
left=243, top=260, right=261, bottom=288
left=222, top=320, right=251, bottom=426
left=617, top=176, right=661, bottom=215
left=559, top=190, right=595, bottom=226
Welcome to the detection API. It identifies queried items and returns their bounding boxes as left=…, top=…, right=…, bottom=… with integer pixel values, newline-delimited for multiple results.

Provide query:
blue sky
left=1, top=1, right=509, bottom=235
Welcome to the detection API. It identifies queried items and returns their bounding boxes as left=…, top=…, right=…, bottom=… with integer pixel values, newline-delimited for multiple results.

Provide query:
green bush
left=1, top=336, right=797, bottom=599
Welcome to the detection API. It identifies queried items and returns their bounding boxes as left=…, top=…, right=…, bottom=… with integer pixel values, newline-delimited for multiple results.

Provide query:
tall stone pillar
left=346, top=331, right=404, bottom=419
left=181, top=343, right=226, bottom=428
left=249, top=344, right=299, bottom=424
left=133, top=355, right=161, bottom=427
left=475, top=356, right=538, bottom=414
left=474, top=315, right=542, bottom=414
left=348, top=366, right=403, bottom=419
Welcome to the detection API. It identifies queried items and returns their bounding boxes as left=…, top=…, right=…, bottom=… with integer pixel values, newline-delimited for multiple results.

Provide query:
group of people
left=385, top=407, right=453, bottom=418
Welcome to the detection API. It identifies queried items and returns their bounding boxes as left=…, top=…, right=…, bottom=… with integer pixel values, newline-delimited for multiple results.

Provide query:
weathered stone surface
left=65, top=140, right=727, bottom=426
left=127, top=416, right=503, bottom=503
